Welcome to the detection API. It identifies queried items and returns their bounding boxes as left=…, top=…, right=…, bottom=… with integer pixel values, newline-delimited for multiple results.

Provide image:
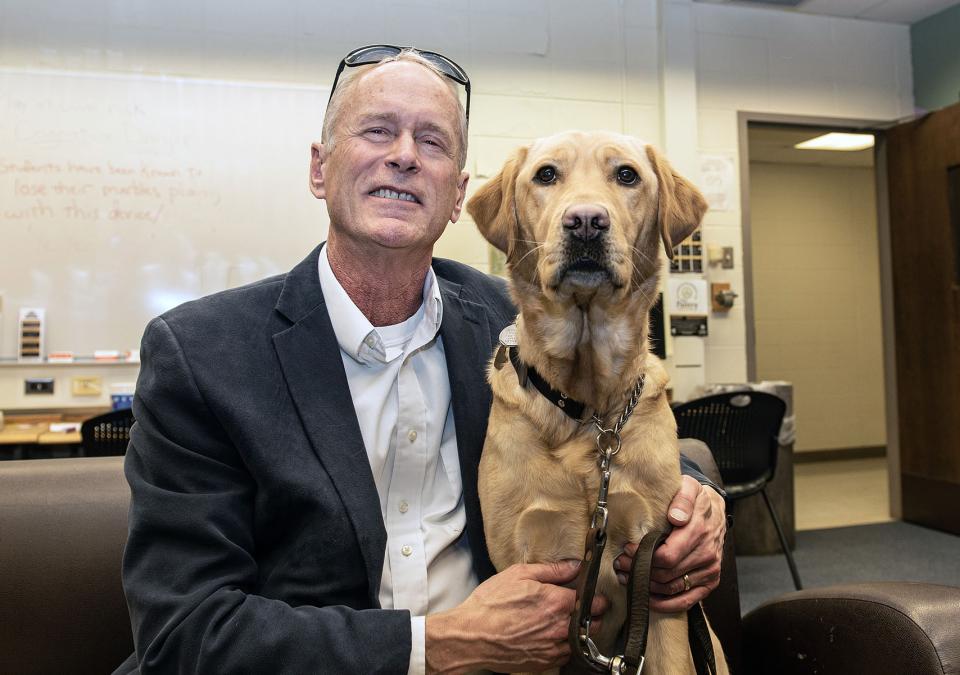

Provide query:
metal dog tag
left=497, top=324, right=527, bottom=385
left=498, top=323, right=518, bottom=347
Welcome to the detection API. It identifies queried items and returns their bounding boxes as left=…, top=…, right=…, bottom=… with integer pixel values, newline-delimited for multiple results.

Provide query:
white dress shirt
left=318, top=245, right=478, bottom=674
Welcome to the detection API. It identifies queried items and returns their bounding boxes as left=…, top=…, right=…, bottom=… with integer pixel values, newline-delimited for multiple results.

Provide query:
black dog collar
left=496, top=323, right=589, bottom=423
left=507, top=346, right=587, bottom=422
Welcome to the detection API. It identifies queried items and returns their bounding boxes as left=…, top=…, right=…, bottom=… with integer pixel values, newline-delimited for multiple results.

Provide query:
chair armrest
left=742, top=582, right=960, bottom=674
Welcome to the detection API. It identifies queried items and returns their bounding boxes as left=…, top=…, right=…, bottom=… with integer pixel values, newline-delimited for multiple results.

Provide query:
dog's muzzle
left=560, top=237, right=612, bottom=282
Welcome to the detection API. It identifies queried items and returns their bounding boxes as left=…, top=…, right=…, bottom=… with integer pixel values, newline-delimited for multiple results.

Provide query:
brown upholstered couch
left=1, top=443, right=958, bottom=674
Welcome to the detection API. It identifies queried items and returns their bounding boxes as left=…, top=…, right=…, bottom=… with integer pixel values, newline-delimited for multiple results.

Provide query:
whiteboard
left=0, top=68, right=330, bottom=357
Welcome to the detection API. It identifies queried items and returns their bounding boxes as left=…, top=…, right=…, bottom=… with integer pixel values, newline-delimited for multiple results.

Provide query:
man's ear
left=449, top=171, right=471, bottom=224
left=309, top=142, right=326, bottom=200
left=466, top=146, right=528, bottom=255
left=645, top=146, right=708, bottom=259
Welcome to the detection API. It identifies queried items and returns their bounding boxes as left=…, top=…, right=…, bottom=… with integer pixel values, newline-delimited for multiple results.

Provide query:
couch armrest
left=742, top=582, right=960, bottom=674
left=0, top=457, right=133, bottom=674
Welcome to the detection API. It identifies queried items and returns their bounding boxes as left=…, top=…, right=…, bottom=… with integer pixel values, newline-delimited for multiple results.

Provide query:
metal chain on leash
left=587, top=374, right=646, bottom=533
left=572, top=374, right=647, bottom=674
left=592, top=374, right=646, bottom=440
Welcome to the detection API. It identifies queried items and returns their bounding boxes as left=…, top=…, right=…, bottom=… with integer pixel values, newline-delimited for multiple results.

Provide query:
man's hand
left=613, top=475, right=726, bottom=613
left=424, top=561, right=609, bottom=674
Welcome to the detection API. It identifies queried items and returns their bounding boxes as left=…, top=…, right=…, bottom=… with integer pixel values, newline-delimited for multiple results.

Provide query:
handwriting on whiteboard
left=2, top=160, right=221, bottom=224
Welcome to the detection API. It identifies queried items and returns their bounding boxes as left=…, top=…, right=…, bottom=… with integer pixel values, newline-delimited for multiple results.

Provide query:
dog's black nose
left=562, top=204, right=610, bottom=241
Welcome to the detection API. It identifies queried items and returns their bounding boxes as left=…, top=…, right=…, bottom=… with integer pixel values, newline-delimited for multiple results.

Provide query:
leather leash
left=567, top=522, right=668, bottom=674
left=686, top=603, right=718, bottom=675
left=622, top=529, right=718, bottom=675
left=622, top=527, right=671, bottom=674
left=568, top=523, right=717, bottom=675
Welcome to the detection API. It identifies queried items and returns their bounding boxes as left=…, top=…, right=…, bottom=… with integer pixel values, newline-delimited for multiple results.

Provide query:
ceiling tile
left=695, top=0, right=960, bottom=24
left=856, top=0, right=960, bottom=23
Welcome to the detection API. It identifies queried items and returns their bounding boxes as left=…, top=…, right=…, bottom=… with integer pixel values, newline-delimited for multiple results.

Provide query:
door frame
left=737, top=110, right=902, bottom=518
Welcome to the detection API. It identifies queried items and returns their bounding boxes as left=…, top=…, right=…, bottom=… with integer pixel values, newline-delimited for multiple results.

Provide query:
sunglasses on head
left=328, top=44, right=471, bottom=125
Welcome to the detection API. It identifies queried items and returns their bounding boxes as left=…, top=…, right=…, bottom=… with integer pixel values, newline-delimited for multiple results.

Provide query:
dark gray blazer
left=116, top=244, right=712, bottom=674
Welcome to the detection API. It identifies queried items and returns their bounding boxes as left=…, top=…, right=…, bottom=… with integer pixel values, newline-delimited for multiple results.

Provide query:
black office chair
left=673, top=391, right=802, bottom=590
left=81, top=408, right=134, bottom=457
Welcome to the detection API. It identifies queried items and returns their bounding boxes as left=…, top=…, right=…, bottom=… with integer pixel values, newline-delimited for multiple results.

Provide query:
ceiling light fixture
left=794, top=132, right=875, bottom=151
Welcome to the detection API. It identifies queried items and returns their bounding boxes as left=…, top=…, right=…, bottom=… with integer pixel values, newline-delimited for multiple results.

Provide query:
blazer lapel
left=271, top=246, right=387, bottom=605
left=438, top=277, right=498, bottom=580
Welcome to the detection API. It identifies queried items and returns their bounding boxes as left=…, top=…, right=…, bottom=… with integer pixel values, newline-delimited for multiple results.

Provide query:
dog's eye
left=616, top=166, right=639, bottom=185
left=534, top=166, right=558, bottom=184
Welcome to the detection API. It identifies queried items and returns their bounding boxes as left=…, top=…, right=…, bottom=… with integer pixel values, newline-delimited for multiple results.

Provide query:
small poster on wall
left=699, top=153, right=736, bottom=212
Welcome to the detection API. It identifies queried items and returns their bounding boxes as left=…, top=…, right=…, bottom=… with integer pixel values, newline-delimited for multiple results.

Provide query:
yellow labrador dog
left=468, top=131, right=727, bottom=675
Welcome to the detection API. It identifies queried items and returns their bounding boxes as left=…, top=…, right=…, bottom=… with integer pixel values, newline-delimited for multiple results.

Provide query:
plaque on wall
left=666, top=278, right=708, bottom=337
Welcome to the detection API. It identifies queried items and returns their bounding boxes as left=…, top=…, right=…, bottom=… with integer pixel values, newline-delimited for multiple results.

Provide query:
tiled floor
left=794, top=457, right=892, bottom=531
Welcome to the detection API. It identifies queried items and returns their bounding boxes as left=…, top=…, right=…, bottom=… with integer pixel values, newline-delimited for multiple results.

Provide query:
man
left=116, top=46, right=726, bottom=674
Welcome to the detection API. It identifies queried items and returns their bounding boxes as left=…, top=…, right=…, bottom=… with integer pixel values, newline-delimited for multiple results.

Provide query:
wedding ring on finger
left=682, top=573, right=692, bottom=592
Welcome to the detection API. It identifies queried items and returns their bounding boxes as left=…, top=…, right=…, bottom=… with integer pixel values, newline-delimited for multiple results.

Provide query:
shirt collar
left=317, top=243, right=443, bottom=364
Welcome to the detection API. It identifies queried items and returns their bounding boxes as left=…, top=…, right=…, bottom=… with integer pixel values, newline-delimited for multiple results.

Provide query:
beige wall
left=750, top=162, right=886, bottom=452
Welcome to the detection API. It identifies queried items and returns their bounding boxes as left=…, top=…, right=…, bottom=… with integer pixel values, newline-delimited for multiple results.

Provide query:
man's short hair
left=321, top=48, right=468, bottom=171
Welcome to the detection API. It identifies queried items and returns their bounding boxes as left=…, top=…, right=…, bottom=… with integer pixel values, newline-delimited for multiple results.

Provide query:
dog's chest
left=480, top=374, right=680, bottom=567
left=553, top=430, right=676, bottom=541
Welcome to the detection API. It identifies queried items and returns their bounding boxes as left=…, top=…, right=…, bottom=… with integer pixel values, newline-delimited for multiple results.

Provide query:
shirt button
left=407, top=429, right=417, bottom=442
left=364, top=335, right=376, bottom=347
left=399, top=500, right=409, bottom=514
left=401, top=545, right=413, bottom=557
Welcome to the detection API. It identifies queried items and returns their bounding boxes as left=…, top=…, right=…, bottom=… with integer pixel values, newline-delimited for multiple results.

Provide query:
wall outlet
left=25, top=378, right=55, bottom=394
left=72, top=376, right=103, bottom=396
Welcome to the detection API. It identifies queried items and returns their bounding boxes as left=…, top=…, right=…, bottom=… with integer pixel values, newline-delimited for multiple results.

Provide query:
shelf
left=0, top=359, right=140, bottom=368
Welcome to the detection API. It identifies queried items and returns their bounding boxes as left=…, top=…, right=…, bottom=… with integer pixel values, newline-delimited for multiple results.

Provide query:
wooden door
left=885, top=102, right=960, bottom=534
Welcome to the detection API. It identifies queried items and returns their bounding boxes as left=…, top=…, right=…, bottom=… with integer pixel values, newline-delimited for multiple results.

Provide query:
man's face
left=310, top=61, right=469, bottom=254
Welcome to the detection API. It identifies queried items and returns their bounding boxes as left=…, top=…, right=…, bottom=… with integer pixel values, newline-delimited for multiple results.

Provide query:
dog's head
left=468, top=131, right=707, bottom=308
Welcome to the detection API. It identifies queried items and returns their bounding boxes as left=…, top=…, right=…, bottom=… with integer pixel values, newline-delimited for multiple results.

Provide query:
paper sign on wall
left=699, top=153, right=736, bottom=212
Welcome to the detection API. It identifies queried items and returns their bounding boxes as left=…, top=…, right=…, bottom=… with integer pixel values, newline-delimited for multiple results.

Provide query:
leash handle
left=567, top=522, right=719, bottom=675
left=622, top=527, right=671, bottom=674
left=623, top=524, right=719, bottom=675
left=568, top=526, right=666, bottom=675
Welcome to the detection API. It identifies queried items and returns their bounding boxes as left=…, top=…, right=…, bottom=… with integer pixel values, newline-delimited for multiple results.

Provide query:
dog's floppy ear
left=467, top=146, right=528, bottom=255
left=645, top=146, right=708, bottom=259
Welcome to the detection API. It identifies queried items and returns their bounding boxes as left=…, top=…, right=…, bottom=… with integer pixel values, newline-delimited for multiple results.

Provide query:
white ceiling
left=696, top=0, right=960, bottom=24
